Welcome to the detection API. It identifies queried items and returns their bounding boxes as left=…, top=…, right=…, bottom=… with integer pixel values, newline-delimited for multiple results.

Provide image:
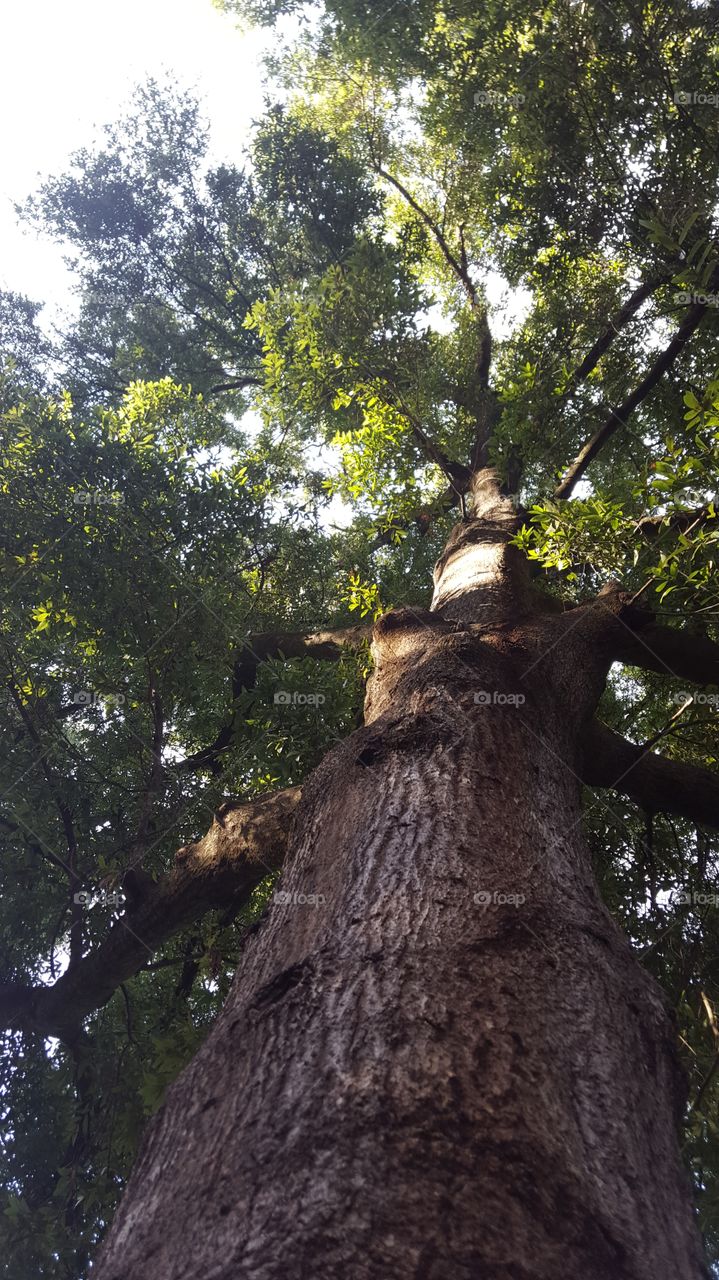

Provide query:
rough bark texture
left=94, top=471, right=708, bottom=1280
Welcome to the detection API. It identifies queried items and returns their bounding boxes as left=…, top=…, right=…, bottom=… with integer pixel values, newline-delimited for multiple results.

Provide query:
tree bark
left=94, top=472, right=708, bottom=1280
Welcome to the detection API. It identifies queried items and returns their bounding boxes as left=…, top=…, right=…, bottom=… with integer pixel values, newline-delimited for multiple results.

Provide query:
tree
left=3, top=2, right=719, bottom=1276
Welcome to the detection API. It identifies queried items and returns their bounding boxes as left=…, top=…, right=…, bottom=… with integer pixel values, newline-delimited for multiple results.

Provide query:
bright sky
left=0, top=0, right=270, bottom=319
left=0, top=1, right=530, bottom=347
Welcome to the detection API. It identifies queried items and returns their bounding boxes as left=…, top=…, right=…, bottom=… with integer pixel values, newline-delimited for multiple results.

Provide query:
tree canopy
left=3, top=1, right=719, bottom=1273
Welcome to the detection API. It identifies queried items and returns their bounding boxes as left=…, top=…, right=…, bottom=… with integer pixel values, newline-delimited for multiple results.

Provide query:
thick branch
left=580, top=720, right=719, bottom=829
left=634, top=506, right=716, bottom=538
left=555, top=297, right=711, bottom=499
left=372, top=166, right=496, bottom=478
left=235, top=624, right=371, bottom=677
left=6, top=681, right=84, bottom=964
left=410, top=419, right=470, bottom=490
left=129, top=673, right=165, bottom=865
left=176, top=627, right=369, bottom=774
left=608, top=619, right=719, bottom=687
left=1, top=787, right=301, bottom=1039
left=374, top=165, right=492, bottom=427
left=174, top=625, right=370, bottom=774
left=386, top=393, right=470, bottom=491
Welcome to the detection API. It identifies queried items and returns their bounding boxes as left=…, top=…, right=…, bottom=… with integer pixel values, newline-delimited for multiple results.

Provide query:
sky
left=0, top=0, right=529, bottom=345
left=0, top=0, right=271, bottom=319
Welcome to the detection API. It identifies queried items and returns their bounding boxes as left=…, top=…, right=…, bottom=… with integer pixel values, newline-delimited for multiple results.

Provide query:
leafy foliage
left=4, top=0, right=719, bottom=1272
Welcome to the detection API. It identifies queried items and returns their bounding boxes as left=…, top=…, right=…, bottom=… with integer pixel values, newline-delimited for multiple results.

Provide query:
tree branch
left=607, top=618, right=719, bottom=687
left=554, top=297, right=712, bottom=499
left=563, top=274, right=665, bottom=398
left=6, top=680, right=84, bottom=965
left=383, top=388, right=471, bottom=492
left=580, top=720, right=719, bottom=829
left=128, top=670, right=165, bottom=866
left=172, top=624, right=370, bottom=775
left=373, top=165, right=493, bottom=458
left=634, top=506, right=716, bottom=538
left=371, top=482, right=462, bottom=549
left=207, top=375, right=262, bottom=396
left=0, top=786, right=301, bottom=1040
left=374, top=166, right=474, bottom=306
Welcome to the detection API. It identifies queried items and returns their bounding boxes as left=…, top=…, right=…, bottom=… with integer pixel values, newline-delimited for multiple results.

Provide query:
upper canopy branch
left=370, top=482, right=463, bottom=550
left=373, top=165, right=477, bottom=309
left=207, top=374, right=263, bottom=396
left=554, top=294, right=711, bottom=499
left=562, top=273, right=665, bottom=400
left=372, top=163, right=493, bottom=452
left=384, top=390, right=471, bottom=492
left=634, top=506, right=716, bottom=539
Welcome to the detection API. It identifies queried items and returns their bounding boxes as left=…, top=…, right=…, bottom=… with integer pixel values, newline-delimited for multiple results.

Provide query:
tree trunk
left=95, top=473, right=708, bottom=1279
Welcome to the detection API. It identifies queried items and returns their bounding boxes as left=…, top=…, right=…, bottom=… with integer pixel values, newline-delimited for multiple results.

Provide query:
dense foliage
left=2, top=1, right=719, bottom=1273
